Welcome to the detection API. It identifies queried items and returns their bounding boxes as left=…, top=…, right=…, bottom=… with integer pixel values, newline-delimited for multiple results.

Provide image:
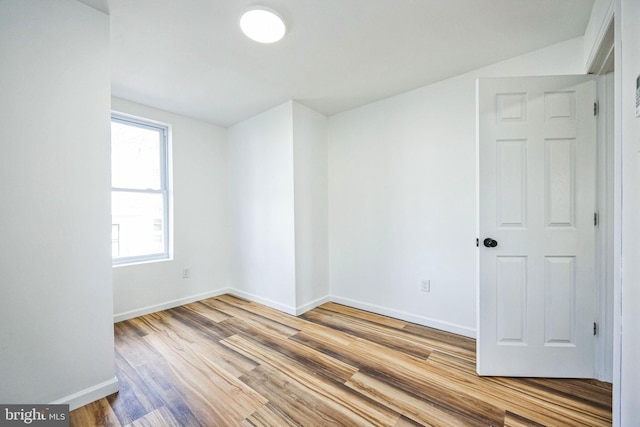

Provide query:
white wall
left=617, top=0, right=640, bottom=422
left=228, top=102, right=297, bottom=312
left=293, top=103, right=330, bottom=311
left=328, top=37, right=586, bottom=337
left=111, top=98, right=229, bottom=321
left=0, top=0, right=117, bottom=408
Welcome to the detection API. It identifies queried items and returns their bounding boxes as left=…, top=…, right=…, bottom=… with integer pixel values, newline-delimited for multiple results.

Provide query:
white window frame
left=111, top=112, right=171, bottom=266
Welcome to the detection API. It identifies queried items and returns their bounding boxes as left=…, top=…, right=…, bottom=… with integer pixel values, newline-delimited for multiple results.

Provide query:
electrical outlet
left=182, top=268, right=190, bottom=279
left=420, top=279, right=430, bottom=292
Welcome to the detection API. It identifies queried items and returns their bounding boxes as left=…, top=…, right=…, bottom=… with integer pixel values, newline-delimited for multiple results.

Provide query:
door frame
left=595, top=72, right=615, bottom=383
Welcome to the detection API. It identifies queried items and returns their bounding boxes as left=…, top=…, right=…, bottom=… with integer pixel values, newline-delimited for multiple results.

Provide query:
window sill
left=113, top=256, right=173, bottom=268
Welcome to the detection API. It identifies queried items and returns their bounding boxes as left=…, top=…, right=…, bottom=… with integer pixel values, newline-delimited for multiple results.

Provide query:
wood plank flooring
left=70, top=295, right=612, bottom=426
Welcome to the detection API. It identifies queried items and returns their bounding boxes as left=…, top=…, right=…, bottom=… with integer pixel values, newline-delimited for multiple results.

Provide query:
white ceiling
left=98, top=0, right=594, bottom=127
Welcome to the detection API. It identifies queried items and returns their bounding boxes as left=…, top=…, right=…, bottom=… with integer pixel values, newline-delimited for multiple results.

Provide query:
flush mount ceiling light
left=240, top=7, right=286, bottom=43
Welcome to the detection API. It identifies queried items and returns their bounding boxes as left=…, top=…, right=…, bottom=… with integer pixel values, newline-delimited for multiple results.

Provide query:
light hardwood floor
left=70, top=295, right=612, bottom=426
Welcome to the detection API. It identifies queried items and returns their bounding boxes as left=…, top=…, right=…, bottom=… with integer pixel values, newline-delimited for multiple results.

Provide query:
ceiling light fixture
left=240, top=7, right=286, bottom=44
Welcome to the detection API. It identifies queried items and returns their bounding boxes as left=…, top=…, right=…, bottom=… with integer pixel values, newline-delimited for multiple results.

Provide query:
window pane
left=112, top=191, right=165, bottom=259
left=111, top=120, right=162, bottom=190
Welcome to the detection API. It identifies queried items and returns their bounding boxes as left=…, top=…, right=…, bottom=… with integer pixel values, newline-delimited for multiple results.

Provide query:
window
left=111, top=113, right=170, bottom=265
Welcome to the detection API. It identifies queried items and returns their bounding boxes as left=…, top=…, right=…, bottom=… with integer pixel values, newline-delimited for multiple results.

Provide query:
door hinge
left=476, top=238, right=479, bottom=247
left=593, top=322, right=598, bottom=336
left=594, top=212, right=599, bottom=226
left=594, top=102, right=598, bottom=116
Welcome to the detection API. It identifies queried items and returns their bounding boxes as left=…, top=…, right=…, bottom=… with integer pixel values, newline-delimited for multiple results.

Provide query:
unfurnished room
left=1, top=0, right=639, bottom=426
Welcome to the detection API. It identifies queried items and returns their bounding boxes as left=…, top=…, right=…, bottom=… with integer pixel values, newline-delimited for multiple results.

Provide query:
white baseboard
left=51, top=377, right=119, bottom=411
left=228, top=290, right=297, bottom=315
left=296, top=295, right=331, bottom=315
left=330, top=295, right=476, bottom=338
left=113, top=288, right=231, bottom=323
left=226, top=292, right=328, bottom=316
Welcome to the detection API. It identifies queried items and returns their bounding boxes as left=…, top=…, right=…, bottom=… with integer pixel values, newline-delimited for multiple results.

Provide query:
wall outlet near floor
left=182, top=268, right=190, bottom=279
left=420, top=279, right=430, bottom=292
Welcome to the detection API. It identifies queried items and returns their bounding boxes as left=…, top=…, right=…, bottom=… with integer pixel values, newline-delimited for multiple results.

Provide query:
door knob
left=483, top=238, right=498, bottom=248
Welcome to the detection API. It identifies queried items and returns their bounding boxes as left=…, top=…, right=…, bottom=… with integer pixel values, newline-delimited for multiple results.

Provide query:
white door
left=477, top=75, right=597, bottom=377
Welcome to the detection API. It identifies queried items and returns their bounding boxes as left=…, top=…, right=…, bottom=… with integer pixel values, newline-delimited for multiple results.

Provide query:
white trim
left=50, top=377, right=119, bottom=411
left=113, top=288, right=231, bottom=322
left=585, top=0, right=615, bottom=73
left=295, top=295, right=331, bottom=315
left=110, top=110, right=170, bottom=130
left=594, top=72, right=615, bottom=383
left=612, top=0, right=622, bottom=423
left=225, top=292, right=329, bottom=316
left=330, top=295, right=476, bottom=338
left=228, top=290, right=297, bottom=315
